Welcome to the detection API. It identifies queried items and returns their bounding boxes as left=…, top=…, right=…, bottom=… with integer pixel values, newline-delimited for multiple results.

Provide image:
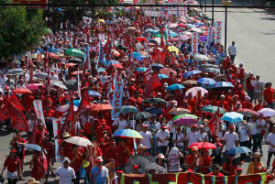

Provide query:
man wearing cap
left=185, top=146, right=200, bottom=172
left=228, top=41, right=237, bottom=63
left=156, top=124, right=170, bottom=155
left=252, top=74, right=264, bottom=105
left=53, top=157, right=76, bottom=184
left=223, top=124, right=239, bottom=160
left=172, top=126, right=185, bottom=151
left=186, top=124, right=200, bottom=150
left=90, top=157, right=109, bottom=184
left=96, top=119, right=112, bottom=141
left=139, top=124, right=153, bottom=154
left=237, top=120, right=250, bottom=164
left=237, top=63, right=245, bottom=85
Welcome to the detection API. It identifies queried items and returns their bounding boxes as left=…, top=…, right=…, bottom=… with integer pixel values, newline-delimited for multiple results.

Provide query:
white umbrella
left=56, top=104, right=78, bottom=112
left=191, top=27, right=203, bottom=33
left=180, top=35, right=189, bottom=41
left=65, top=136, right=93, bottom=147
left=193, top=54, right=211, bottom=62
left=257, top=108, right=275, bottom=117
left=168, top=23, right=178, bottom=28
left=185, top=87, right=208, bottom=97
left=25, top=144, right=42, bottom=151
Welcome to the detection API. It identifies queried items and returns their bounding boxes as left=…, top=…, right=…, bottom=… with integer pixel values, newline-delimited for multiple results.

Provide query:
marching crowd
left=0, top=2, right=275, bottom=184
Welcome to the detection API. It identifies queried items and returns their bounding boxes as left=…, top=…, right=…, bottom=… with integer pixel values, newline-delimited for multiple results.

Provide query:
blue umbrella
left=227, top=146, right=252, bottom=155
left=88, top=90, right=102, bottom=97
left=67, top=100, right=81, bottom=107
left=145, top=107, right=163, bottom=115
left=149, top=39, right=158, bottom=44
left=183, top=70, right=202, bottom=78
left=222, top=112, right=244, bottom=123
left=136, top=56, right=149, bottom=62
left=114, top=129, right=143, bottom=139
left=166, top=30, right=178, bottom=37
left=158, top=74, right=169, bottom=79
left=210, top=81, right=234, bottom=89
left=119, top=105, right=139, bottom=114
left=25, top=144, right=42, bottom=151
left=145, top=29, right=159, bottom=34
left=166, top=84, right=185, bottom=91
left=132, top=52, right=142, bottom=59
left=135, top=67, right=148, bottom=72
left=105, top=60, right=120, bottom=66
left=96, top=67, right=106, bottom=73
left=197, top=78, right=216, bottom=86
left=151, top=63, right=164, bottom=69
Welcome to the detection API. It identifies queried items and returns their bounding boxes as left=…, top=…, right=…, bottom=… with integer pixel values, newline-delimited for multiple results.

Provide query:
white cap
left=62, top=157, right=70, bottom=164
left=249, top=71, right=253, bottom=75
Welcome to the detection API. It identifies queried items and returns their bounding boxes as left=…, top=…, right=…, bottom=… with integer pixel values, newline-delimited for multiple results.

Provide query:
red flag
left=0, top=104, right=10, bottom=121
left=143, top=73, right=162, bottom=98
left=144, top=68, right=152, bottom=82
left=104, top=38, right=112, bottom=60
left=6, top=99, right=29, bottom=132
left=208, top=107, right=220, bottom=134
left=160, top=31, right=165, bottom=48
left=77, top=88, right=90, bottom=115
left=9, top=94, right=24, bottom=112
left=161, top=45, right=169, bottom=64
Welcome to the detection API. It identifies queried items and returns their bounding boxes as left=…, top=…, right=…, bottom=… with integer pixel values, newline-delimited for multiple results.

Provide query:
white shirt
left=238, top=124, right=250, bottom=142
left=256, top=119, right=266, bottom=134
left=172, top=132, right=185, bottom=147
left=223, top=132, right=239, bottom=151
left=0, top=76, right=7, bottom=88
left=167, top=120, right=175, bottom=134
left=228, top=45, right=237, bottom=55
left=198, top=131, right=208, bottom=142
left=139, top=131, right=152, bottom=149
left=186, top=131, right=200, bottom=147
left=248, top=121, right=257, bottom=135
left=252, top=80, right=264, bottom=93
left=156, top=129, right=170, bottom=146
left=54, top=166, right=76, bottom=184
left=267, top=133, right=275, bottom=152
left=112, top=119, right=128, bottom=132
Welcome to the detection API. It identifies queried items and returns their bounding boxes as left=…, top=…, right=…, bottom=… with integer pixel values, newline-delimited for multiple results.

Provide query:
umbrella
left=48, top=52, right=59, bottom=60
left=97, top=67, right=106, bottom=73
left=200, top=64, right=219, bottom=69
left=185, top=87, right=208, bottom=97
left=65, top=79, right=78, bottom=91
left=227, top=146, right=252, bottom=155
left=151, top=63, right=164, bottom=69
left=168, top=46, right=179, bottom=54
left=222, top=112, right=244, bottom=123
left=71, top=70, right=89, bottom=75
left=88, top=90, right=102, bottom=97
left=159, top=67, right=177, bottom=77
left=67, top=100, right=81, bottom=107
left=105, top=60, right=120, bottom=66
left=183, top=70, right=202, bottom=78
left=111, top=63, right=124, bottom=69
left=143, top=98, right=166, bottom=104
left=13, top=87, right=32, bottom=94
left=180, top=35, right=189, bottom=41
left=210, top=81, right=234, bottom=90
left=56, top=104, right=78, bottom=112
left=68, top=57, right=83, bottom=64
left=193, top=54, right=210, bottom=62
left=145, top=107, right=163, bottom=115
left=213, top=74, right=227, bottom=82
left=65, top=48, right=85, bottom=58
left=26, top=83, right=44, bottom=90
left=178, top=23, right=188, bottom=28
left=127, top=26, right=136, bottom=31
left=158, top=74, right=169, bottom=79
left=136, top=37, right=147, bottom=42
left=182, top=80, right=198, bottom=86
left=197, top=78, right=216, bottom=87
left=188, top=142, right=217, bottom=149
left=119, top=105, right=139, bottom=114
left=65, top=136, right=93, bottom=147
left=145, top=163, right=167, bottom=174
left=172, top=114, right=198, bottom=121
left=132, top=52, right=142, bottom=59
left=257, top=108, right=275, bottom=117
left=135, top=67, right=148, bottom=72
left=173, top=117, right=196, bottom=126
left=34, top=72, right=48, bottom=79
left=124, top=155, right=155, bottom=174
left=203, top=67, right=220, bottom=74
left=25, top=144, right=42, bottom=151
left=236, top=108, right=258, bottom=118
left=202, top=105, right=226, bottom=114
left=6, top=69, right=24, bottom=75
left=166, top=84, right=185, bottom=91
left=51, top=80, right=67, bottom=90
left=114, top=129, right=143, bottom=139
left=90, top=104, right=113, bottom=111
left=168, top=23, right=178, bottom=28
left=135, top=112, right=152, bottom=120
left=168, top=108, right=191, bottom=115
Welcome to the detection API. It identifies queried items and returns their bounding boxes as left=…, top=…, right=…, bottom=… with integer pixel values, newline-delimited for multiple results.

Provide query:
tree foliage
left=0, top=5, right=46, bottom=58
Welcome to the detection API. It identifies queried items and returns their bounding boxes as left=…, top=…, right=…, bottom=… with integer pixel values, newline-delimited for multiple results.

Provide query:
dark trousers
left=267, top=151, right=275, bottom=167
left=74, top=171, right=80, bottom=184
left=256, top=133, right=263, bottom=152
left=158, top=146, right=168, bottom=156
left=251, top=134, right=258, bottom=152
left=240, top=140, right=250, bottom=161
left=8, top=179, right=17, bottom=184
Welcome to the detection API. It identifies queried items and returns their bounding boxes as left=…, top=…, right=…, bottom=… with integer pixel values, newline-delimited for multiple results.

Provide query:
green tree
left=0, top=5, right=46, bottom=58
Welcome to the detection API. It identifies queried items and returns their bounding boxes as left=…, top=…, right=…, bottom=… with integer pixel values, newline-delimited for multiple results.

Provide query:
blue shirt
left=90, top=166, right=109, bottom=184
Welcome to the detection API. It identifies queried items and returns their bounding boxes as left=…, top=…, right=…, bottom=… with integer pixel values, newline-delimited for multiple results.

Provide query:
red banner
left=13, top=0, right=48, bottom=9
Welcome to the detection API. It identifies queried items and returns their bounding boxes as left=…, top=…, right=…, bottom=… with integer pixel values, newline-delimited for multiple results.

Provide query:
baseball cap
left=192, top=124, right=198, bottom=128
left=62, top=157, right=71, bottom=164
left=101, top=119, right=106, bottom=124
left=191, top=146, right=198, bottom=151
left=95, top=156, right=103, bottom=163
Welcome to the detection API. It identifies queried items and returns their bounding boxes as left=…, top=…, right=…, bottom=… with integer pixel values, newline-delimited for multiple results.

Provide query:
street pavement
left=0, top=6, right=275, bottom=184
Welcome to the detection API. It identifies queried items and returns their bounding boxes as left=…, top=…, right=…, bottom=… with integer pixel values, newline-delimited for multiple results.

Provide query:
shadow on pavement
left=0, top=131, right=11, bottom=136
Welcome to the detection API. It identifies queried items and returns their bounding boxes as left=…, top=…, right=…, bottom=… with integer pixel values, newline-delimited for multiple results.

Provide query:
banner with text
left=52, top=119, right=62, bottom=162
left=215, top=21, right=223, bottom=44
left=111, top=82, right=124, bottom=120
left=33, top=100, right=46, bottom=126
left=191, top=32, right=199, bottom=55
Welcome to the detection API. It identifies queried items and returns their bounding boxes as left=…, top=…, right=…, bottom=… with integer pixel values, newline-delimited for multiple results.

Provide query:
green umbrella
left=155, top=34, right=167, bottom=39
left=65, top=48, right=85, bottom=58
left=143, top=98, right=166, bottom=104
left=135, top=112, right=152, bottom=120
left=202, top=105, right=226, bottom=114
left=172, top=114, right=198, bottom=121
left=119, top=105, right=139, bottom=114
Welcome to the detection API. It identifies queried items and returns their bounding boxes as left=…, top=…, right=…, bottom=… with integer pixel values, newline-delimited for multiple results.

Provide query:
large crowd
left=0, top=2, right=275, bottom=184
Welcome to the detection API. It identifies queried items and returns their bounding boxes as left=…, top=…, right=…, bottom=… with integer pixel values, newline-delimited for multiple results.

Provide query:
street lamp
left=222, top=0, right=232, bottom=55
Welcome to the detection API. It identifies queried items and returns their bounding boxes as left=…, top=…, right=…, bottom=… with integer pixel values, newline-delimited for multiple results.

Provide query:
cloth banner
left=33, top=100, right=46, bottom=126
left=119, top=172, right=267, bottom=184
left=215, top=21, right=223, bottom=44
left=52, top=118, right=62, bottom=162
left=191, top=32, right=199, bottom=55
left=111, top=82, right=124, bottom=120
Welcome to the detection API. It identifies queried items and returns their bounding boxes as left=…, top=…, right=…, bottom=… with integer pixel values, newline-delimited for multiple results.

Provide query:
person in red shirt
left=199, top=149, right=212, bottom=174
left=116, top=139, right=131, bottom=169
left=237, top=63, right=245, bottom=84
left=43, top=137, right=54, bottom=183
left=22, top=94, right=35, bottom=111
left=78, top=130, right=88, bottom=139
left=209, top=164, right=224, bottom=176
left=235, top=85, right=245, bottom=102
left=221, top=155, right=238, bottom=176
left=0, top=150, right=21, bottom=183
left=217, top=95, right=230, bottom=111
left=242, top=96, right=253, bottom=109
left=263, top=82, right=275, bottom=109
left=67, top=145, right=83, bottom=184
left=187, top=93, right=197, bottom=114
left=103, top=142, right=120, bottom=168
left=201, top=93, right=210, bottom=107
left=96, top=119, right=112, bottom=141
left=185, top=146, right=200, bottom=171
left=253, top=99, right=264, bottom=111
left=246, top=71, right=255, bottom=101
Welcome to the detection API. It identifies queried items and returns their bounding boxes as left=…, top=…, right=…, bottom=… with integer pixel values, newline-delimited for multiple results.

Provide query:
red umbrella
left=48, top=53, right=59, bottom=60
left=111, top=63, right=124, bottom=69
left=70, top=70, right=89, bottom=75
left=159, top=67, right=177, bottom=77
left=236, top=108, right=258, bottom=118
left=178, top=23, right=187, bottom=28
left=90, top=104, right=113, bottom=111
left=136, top=37, right=147, bottom=42
left=13, top=87, right=32, bottom=94
left=188, top=142, right=217, bottom=150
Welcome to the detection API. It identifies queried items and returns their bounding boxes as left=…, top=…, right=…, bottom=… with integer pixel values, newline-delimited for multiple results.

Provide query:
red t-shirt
left=4, top=157, right=21, bottom=172
left=264, top=87, right=275, bottom=103
left=185, top=154, right=197, bottom=169
left=200, top=156, right=212, bottom=174
left=67, top=151, right=83, bottom=173
left=222, top=162, right=237, bottom=176
left=242, top=102, right=253, bottom=109
left=116, top=146, right=130, bottom=167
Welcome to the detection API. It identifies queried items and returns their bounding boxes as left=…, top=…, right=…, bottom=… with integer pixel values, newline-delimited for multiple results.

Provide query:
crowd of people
left=0, top=1, right=275, bottom=184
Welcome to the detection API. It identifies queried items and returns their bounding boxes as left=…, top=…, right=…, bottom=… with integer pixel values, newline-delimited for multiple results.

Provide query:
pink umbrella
left=178, top=24, right=187, bottom=28
left=179, top=19, right=187, bottom=24
left=56, top=104, right=78, bottom=112
left=26, top=83, right=44, bottom=90
left=13, top=87, right=32, bottom=94
left=180, top=35, right=189, bottom=41
left=173, top=117, right=195, bottom=126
